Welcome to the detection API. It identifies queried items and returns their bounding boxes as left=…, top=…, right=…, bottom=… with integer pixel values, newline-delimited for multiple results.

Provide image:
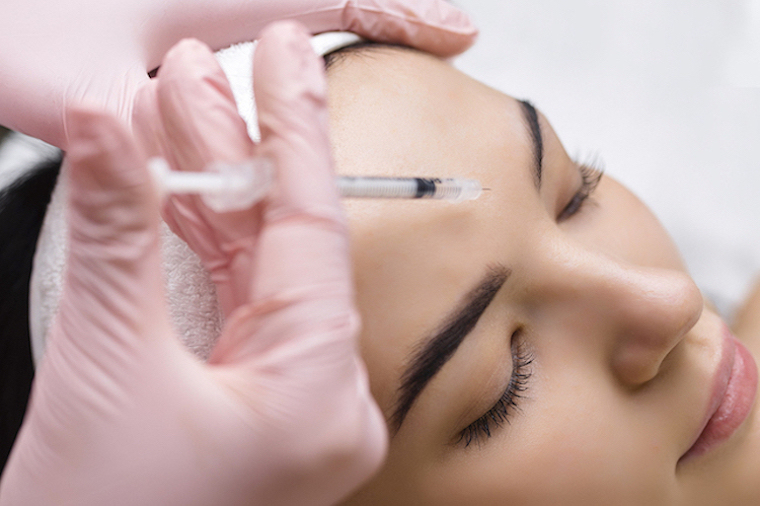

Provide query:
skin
left=324, top=47, right=760, bottom=505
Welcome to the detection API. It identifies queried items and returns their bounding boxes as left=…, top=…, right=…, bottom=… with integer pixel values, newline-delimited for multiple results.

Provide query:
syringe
left=148, top=157, right=483, bottom=212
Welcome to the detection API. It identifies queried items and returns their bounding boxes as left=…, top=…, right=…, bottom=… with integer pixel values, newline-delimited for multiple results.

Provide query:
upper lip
left=679, top=330, right=736, bottom=460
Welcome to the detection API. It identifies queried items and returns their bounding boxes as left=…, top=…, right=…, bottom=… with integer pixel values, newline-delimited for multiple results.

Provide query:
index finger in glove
left=208, top=21, right=357, bottom=364
left=250, top=22, right=352, bottom=305
left=153, top=39, right=258, bottom=248
left=135, top=39, right=262, bottom=315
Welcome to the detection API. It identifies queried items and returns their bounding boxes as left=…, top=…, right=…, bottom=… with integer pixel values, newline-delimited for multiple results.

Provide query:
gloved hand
left=0, top=0, right=476, bottom=149
left=0, top=22, right=386, bottom=506
left=131, top=21, right=339, bottom=317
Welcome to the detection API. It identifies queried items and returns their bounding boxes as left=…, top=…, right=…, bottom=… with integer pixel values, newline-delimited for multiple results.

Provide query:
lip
left=679, top=327, right=758, bottom=463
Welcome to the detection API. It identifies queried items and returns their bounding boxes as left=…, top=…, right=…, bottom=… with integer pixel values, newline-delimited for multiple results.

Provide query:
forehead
left=325, top=48, right=542, bottom=413
left=327, top=47, right=525, bottom=180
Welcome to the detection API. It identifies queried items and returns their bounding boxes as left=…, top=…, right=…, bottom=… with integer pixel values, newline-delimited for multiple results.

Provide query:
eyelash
left=557, top=160, right=605, bottom=221
left=457, top=334, right=534, bottom=447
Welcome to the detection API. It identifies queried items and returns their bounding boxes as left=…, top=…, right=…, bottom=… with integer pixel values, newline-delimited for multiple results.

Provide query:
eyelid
left=456, top=330, right=534, bottom=448
left=557, top=159, right=605, bottom=221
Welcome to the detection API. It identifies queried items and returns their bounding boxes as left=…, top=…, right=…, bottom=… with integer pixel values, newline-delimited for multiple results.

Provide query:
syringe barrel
left=337, top=177, right=418, bottom=198
left=337, top=177, right=482, bottom=202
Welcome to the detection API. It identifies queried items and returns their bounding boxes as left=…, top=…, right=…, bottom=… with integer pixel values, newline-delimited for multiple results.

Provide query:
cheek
left=425, top=370, right=677, bottom=505
left=569, top=177, right=687, bottom=272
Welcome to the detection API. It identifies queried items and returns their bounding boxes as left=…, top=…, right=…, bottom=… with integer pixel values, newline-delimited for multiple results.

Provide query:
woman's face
left=326, top=48, right=760, bottom=505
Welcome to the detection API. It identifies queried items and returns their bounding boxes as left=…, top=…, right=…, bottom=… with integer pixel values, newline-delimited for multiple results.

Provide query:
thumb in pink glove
left=0, top=0, right=476, bottom=149
left=0, top=22, right=385, bottom=506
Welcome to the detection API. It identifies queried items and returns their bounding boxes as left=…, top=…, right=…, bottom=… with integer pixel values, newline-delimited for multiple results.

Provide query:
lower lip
left=680, top=330, right=758, bottom=463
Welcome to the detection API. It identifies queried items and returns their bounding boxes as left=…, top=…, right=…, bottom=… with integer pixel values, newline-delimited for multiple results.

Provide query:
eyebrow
left=518, top=99, right=544, bottom=189
left=390, top=265, right=512, bottom=433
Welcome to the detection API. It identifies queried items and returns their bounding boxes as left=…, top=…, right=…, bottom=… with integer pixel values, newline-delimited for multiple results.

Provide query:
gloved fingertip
left=340, top=0, right=478, bottom=57
left=254, top=21, right=327, bottom=135
left=157, top=36, right=251, bottom=170
left=433, top=0, right=479, bottom=36
left=258, top=18, right=312, bottom=46
left=159, top=37, right=235, bottom=114
left=162, top=38, right=219, bottom=78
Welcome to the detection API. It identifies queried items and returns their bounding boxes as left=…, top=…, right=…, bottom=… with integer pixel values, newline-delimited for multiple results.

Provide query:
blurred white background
left=454, top=0, right=760, bottom=318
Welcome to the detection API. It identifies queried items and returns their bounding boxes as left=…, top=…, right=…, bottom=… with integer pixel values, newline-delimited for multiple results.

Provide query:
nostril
left=612, top=342, right=673, bottom=386
left=610, top=271, right=703, bottom=387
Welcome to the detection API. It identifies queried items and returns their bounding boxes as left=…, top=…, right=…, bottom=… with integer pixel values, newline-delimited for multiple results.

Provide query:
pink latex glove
left=0, top=0, right=476, bottom=149
left=132, top=23, right=350, bottom=318
left=0, top=22, right=386, bottom=506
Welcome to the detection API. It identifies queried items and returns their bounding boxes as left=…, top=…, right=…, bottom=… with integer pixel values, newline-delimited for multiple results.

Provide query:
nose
left=530, top=237, right=704, bottom=387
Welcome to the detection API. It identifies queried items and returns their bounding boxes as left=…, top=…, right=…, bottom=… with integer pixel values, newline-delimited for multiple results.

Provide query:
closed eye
left=456, top=330, right=534, bottom=448
left=558, top=159, right=604, bottom=221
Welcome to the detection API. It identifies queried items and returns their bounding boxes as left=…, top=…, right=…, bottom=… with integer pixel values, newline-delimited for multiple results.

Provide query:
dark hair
left=0, top=150, right=62, bottom=472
